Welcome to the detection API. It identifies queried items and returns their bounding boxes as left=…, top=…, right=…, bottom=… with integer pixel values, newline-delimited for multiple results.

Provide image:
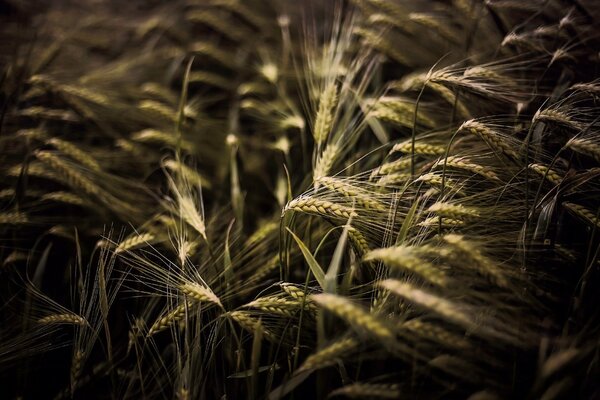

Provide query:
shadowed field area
left=1, top=0, right=600, bottom=398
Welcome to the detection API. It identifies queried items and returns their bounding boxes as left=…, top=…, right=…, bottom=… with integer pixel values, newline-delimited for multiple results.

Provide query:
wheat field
left=1, top=0, right=600, bottom=398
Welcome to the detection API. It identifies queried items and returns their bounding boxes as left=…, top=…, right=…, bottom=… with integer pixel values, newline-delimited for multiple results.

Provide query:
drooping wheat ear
left=7, top=162, right=61, bottom=181
left=329, top=382, right=400, bottom=399
left=534, top=109, right=583, bottom=130
left=280, top=283, right=317, bottom=311
left=58, top=84, right=110, bottom=106
left=373, top=157, right=412, bottom=177
left=247, top=221, right=278, bottom=245
left=418, top=216, right=465, bottom=228
left=313, top=142, right=340, bottom=183
left=244, top=296, right=302, bottom=317
left=189, top=42, right=236, bottom=67
left=115, top=232, right=156, bottom=254
left=365, top=246, right=447, bottom=287
left=427, top=202, right=480, bottom=221
left=376, top=173, right=412, bottom=187
left=279, top=114, right=305, bottom=131
left=179, top=282, right=222, bottom=308
left=40, top=191, right=87, bottom=207
left=147, top=300, right=194, bottom=337
left=284, top=197, right=358, bottom=219
left=410, top=76, right=470, bottom=118
left=38, top=313, right=87, bottom=326
left=34, top=151, right=102, bottom=197
left=164, top=159, right=211, bottom=190
left=563, top=202, right=600, bottom=228
left=463, top=66, right=507, bottom=82
left=367, top=96, right=435, bottom=128
left=566, top=138, right=600, bottom=162
left=139, top=100, right=177, bottom=123
left=391, top=141, right=446, bottom=156
left=317, top=177, right=386, bottom=211
left=459, top=120, right=519, bottom=159
left=115, top=138, right=145, bottom=158
left=140, top=82, right=177, bottom=104
left=367, top=99, right=415, bottom=128
left=248, top=255, right=280, bottom=283
left=434, top=156, right=501, bottom=182
left=313, top=82, right=338, bottom=145
left=348, top=226, right=371, bottom=255
left=228, top=311, right=276, bottom=341
left=571, top=82, right=600, bottom=96
left=528, top=163, right=563, bottom=185
left=442, top=234, right=510, bottom=289
left=378, top=279, right=476, bottom=331
left=47, top=138, right=101, bottom=171
left=390, top=72, right=471, bottom=118
left=132, top=129, right=195, bottom=152
left=416, top=173, right=460, bottom=192
left=70, top=349, right=85, bottom=393
left=0, top=212, right=28, bottom=225
left=178, top=195, right=207, bottom=240
left=402, top=318, right=469, bottom=349
left=297, top=336, right=359, bottom=372
left=18, top=107, right=78, bottom=121
left=311, top=293, right=393, bottom=341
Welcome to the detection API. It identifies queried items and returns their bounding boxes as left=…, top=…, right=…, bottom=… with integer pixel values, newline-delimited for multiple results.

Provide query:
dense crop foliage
left=1, top=0, right=600, bottom=398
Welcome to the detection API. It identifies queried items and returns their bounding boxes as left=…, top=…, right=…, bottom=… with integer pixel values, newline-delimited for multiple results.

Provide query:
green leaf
left=286, top=228, right=326, bottom=290
left=325, top=221, right=351, bottom=293
left=397, top=193, right=419, bottom=245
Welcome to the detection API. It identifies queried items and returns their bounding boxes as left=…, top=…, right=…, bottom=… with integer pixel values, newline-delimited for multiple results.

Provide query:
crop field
left=1, top=0, right=599, bottom=398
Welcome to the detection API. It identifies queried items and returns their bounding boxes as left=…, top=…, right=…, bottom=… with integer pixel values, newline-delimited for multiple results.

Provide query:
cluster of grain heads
left=1, top=0, right=600, bottom=398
